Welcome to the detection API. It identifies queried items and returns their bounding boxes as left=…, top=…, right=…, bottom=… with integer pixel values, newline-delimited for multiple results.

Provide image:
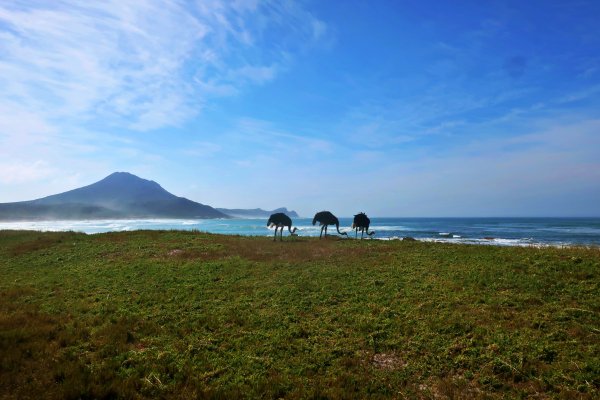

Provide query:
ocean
left=1, top=217, right=599, bottom=247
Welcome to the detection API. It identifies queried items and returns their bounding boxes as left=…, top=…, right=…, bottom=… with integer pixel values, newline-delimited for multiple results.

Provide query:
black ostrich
left=312, top=211, right=347, bottom=239
left=352, top=212, right=375, bottom=239
left=267, top=213, right=298, bottom=241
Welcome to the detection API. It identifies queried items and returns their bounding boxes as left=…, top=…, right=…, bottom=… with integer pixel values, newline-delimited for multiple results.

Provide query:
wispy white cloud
left=234, top=118, right=334, bottom=154
left=1, top=1, right=200, bottom=128
left=0, top=160, right=56, bottom=185
left=347, top=118, right=600, bottom=216
left=0, top=0, right=328, bottom=200
left=0, top=1, right=325, bottom=133
left=230, top=64, right=278, bottom=85
left=557, top=84, right=600, bottom=104
left=183, top=141, right=222, bottom=157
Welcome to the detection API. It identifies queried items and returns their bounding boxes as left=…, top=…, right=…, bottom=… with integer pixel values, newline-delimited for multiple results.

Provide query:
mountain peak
left=36, top=172, right=171, bottom=205
left=104, top=171, right=146, bottom=179
left=105, top=171, right=137, bottom=179
left=101, top=171, right=158, bottom=186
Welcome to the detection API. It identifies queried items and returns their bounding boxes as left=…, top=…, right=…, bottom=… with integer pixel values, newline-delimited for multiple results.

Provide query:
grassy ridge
left=0, top=230, right=598, bottom=399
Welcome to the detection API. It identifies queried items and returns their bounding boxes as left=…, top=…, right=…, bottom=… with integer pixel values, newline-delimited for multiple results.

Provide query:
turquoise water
left=2, top=217, right=600, bottom=247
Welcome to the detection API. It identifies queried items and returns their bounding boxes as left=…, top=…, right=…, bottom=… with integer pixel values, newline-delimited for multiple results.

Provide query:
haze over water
left=2, top=217, right=599, bottom=247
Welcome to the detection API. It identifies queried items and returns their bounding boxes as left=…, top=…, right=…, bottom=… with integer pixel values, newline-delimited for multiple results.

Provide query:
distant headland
left=0, top=172, right=297, bottom=221
left=216, top=207, right=299, bottom=219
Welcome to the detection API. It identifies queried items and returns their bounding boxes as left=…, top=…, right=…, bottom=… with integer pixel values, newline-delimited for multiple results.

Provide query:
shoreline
left=1, top=216, right=599, bottom=248
left=1, top=227, right=599, bottom=249
left=380, top=236, right=600, bottom=249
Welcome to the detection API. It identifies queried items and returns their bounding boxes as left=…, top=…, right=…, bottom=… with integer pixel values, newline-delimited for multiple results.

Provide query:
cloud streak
left=1, top=1, right=200, bottom=128
left=0, top=0, right=326, bottom=131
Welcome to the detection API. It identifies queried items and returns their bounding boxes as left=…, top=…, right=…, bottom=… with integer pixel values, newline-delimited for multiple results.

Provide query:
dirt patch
left=167, top=249, right=184, bottom=256
left=416, top=374, right=487, bottom=400
left=372, top=353, right=407, bottom=370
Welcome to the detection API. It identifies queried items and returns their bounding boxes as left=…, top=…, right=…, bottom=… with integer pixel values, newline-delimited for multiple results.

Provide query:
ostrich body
left=352, top=212, right=375, bottom=239
left=267, top=213, right=298, bottom=241
left=312, top=211, right=347, bottom=239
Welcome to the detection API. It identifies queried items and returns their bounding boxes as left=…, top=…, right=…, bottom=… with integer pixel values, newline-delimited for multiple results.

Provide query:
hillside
left=0, top=172, right=228, bottom=220
left=0, top=230, right=598, bottom=398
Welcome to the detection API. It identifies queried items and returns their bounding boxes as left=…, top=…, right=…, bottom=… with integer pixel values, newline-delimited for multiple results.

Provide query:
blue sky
left=1, top=0, right=599, bottom=217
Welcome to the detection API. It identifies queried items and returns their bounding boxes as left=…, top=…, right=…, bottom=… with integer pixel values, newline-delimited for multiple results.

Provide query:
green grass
left=1, top=229, right=598, bottom=399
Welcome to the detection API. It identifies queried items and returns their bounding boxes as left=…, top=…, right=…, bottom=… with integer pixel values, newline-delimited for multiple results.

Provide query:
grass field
left=0, top=230, right=598, bottom=399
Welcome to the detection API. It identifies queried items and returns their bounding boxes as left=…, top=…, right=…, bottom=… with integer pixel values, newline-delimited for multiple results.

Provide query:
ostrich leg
left=273, top=226, right=278, bottom=241
left=320, top=225, right=325, bottom=239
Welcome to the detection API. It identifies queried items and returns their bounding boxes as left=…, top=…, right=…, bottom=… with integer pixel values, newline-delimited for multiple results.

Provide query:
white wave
left=416, top=236, right=559, bottom=248
left=540, top=227, right=600, bottom=234
left=0, top=218, right=206, bottom=233
left=294, top=224, right=410, bottom=232
left=367, top=225, right=410, bottom=231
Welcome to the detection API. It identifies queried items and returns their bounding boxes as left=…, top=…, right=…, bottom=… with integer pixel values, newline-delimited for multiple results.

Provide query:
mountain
left=0, top=172, right=229, bottom=220
left=216, top=207, right=299, bottom=219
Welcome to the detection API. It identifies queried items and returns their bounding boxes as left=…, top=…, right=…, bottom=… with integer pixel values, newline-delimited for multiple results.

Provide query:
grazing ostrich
left=267, top=213, right=298, bottom=241
left=312, top=211, right=347, bottom=239
left=352, top=212, right=375, bottom=239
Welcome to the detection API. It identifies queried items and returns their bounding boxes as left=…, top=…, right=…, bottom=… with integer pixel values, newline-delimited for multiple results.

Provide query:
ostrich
left=352, top=212, right=375, bottom=239
left=267, top=213, right=298, bottom=241
left=312, top=211, right=347, bottom=239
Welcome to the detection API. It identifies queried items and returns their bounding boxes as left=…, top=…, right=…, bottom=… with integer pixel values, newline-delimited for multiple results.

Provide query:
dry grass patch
left=372, top=352, right=408, bottom=370
left=6, top=231, right=79, bottom=256
left=0, top=288, right=76, bottom=399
